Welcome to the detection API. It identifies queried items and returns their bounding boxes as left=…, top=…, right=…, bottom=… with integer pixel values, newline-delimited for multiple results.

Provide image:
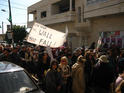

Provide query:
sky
left=0, top=0, right=41, bottom=34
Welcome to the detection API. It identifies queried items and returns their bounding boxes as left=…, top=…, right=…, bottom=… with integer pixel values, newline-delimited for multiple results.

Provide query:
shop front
left=101, top=31, right=124, bottom=48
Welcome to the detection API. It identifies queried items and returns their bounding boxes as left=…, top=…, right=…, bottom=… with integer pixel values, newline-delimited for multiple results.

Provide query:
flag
left=97, top=32, right=103, bottom=49
left=8, top=16, right=12, bottom=22
left=97, top=37, right=102, bottom=48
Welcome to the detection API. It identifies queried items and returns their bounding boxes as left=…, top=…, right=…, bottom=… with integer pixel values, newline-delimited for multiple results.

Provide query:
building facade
left=27, top=0, right=124, bottom=49
left=84, top=0, right=124, bottom=48
left=27, top=0, right=90, bottom=50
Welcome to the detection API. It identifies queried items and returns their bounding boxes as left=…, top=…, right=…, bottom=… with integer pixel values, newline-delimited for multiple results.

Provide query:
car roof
left=0, top=61, right=24, bottom=73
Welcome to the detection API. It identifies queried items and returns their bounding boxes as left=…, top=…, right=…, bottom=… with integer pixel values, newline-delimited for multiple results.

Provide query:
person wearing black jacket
left=45, top=60, right=62, bottom=93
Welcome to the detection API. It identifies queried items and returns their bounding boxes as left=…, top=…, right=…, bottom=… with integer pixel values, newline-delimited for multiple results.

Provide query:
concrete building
left=27, top=0, right=90, bottom=50
left=84, top=0, right=124, bottom=48
left=0, top=34, right=5, bottom=41
left=27, top=0, right=124, bottom=49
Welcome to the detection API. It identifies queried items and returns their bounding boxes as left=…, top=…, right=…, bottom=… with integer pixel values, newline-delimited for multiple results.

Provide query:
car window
left=0, top=71, right=38, bottom=93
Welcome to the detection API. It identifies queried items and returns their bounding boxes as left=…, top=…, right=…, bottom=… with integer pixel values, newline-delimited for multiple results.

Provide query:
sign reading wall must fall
left=27, top=22, right=66, bottom=48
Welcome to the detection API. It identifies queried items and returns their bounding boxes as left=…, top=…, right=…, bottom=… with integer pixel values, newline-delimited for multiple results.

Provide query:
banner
left=27, top=22, right=66, bottom=48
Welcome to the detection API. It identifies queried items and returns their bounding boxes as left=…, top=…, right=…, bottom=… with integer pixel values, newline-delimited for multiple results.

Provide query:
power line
left=0, top=9, right=27, bottom=15
left=13, top=22, right=27, bottom=24
left=0, top=4, right=27, bottom=10
left=0, top=21, right=27, bottom=24
left=1, top=0, right=27, bottom=7
left=0, top=21, right=27, bottom=25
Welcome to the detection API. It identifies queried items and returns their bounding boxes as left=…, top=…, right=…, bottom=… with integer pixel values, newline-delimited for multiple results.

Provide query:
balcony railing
left=27, top=11, right=75, bottom=27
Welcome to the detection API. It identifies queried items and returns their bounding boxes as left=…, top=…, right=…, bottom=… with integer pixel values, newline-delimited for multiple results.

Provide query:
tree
left=5, top=25, right=27, bottom=44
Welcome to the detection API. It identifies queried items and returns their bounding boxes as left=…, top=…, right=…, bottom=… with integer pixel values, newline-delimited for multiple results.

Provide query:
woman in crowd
left=45, top=60, right=62, bottom=93
left=58, top=56, right=71, bottom=93
left=84, top=50, right=96, bottom=93
left=40, top=51, right=51, bottom=76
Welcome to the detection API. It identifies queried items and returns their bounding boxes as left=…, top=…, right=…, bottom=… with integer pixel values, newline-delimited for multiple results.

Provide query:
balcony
left=75, top=20, right=90, bottom=27
left=75, top=20, right=91, bottom=32
left=27, top=11, right=75, bottom=27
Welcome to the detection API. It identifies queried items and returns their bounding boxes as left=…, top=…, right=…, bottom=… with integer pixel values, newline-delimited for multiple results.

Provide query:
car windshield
left=0, top=71, right=38, bottom=93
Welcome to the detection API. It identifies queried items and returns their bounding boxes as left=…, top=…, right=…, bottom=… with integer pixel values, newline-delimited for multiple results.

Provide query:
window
left=51, top=0, right=70, bottom=15
left=72, top=0, right=75, bottom=11
left=41, top=11, right=47, bottom=18
left=0, top=71, right=37, bottom=93
left=78, top=7, right=81, bottom=23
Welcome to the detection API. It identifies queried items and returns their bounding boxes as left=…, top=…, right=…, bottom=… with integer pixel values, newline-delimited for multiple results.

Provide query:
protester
left=71, top=48, right=82, bottom=65
left=115, top=72, right=124, bottom=88
left=108, top=47, right=120, bottom=78
left=0, top=40, right=124, bottom=93
left=32, top=51, right=40, bottom=77
left=0, top=48, right=11, bottom=61
left=118, top=51, right=124, bottom=74
left=45, top=60, right=62, bottom=93
left=40, top=51, right=51, bottom=76
left=92, top=55, right=115, bottom=93
left=84, top=50, right=95, bottom=93
left=58, top=56, right=71, bottom=93
left=24, top=47, right=33, bottom=73
left=8, top=47, right=20, bottom=65
left=66, top=53, right=72, bottom=67
left=115, top=80, right=124, bottom=93
left=19, top=45, right=27, bottom=68
left=72, top=55, right=86, bottom=93
left=89, top=42, right=96, bottom=49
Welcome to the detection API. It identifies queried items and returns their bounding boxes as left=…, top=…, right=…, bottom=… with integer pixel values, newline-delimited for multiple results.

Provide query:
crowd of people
left=0, top=42, right=124, bottom=93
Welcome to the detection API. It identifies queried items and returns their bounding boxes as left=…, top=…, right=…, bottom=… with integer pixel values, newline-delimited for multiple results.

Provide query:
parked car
left=0, top=61, right=45, bottom=93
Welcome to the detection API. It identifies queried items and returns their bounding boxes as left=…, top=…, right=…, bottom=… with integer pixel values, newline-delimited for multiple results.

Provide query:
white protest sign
left=27, top=22, right=66, bottom=48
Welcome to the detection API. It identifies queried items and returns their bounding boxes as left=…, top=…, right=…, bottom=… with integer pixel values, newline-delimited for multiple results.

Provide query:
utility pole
left=2, top=22, right=4, bottom=34
left=8, top=0, right=14, bottom=46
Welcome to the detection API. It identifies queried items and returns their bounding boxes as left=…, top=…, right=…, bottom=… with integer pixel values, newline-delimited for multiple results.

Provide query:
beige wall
left=75, top=0, right=83, bottom=23
left=28, top=0, right=60, bottom=12
left=84, top=0, right=124, bottom=18
left=27, top=0, right=91, bottom=49
left=89, top=14, right=124, bottom=45
left=0, top=34, right=5, bottom=41
left=47, top=22, right=83, bottom=49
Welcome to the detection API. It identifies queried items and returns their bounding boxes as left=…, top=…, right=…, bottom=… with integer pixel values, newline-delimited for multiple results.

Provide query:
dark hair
left=120, top=51, right=124, bottom=57
left=4, top=48, right=11, bottom=52
left=50, top=59, right=58, bottom=69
